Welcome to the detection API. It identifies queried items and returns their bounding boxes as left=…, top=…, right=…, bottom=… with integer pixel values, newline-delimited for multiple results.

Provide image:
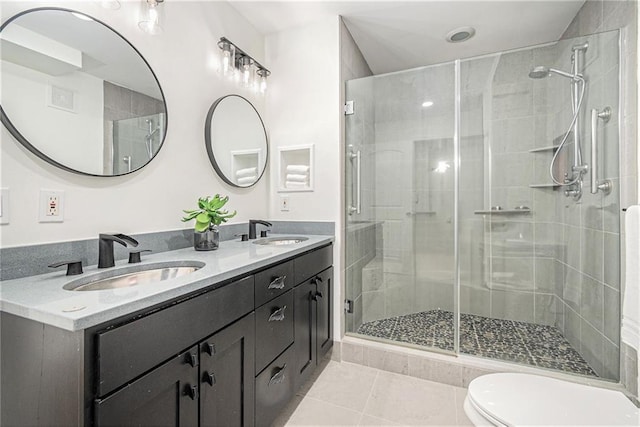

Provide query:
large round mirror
left=0, top=8, right=167, bottom=176
left=205, top=95, right=267, bottom=188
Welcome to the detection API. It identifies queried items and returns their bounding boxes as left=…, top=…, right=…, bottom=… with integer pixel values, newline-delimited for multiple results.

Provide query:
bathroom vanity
left=0, top=236, right=333, bottom=427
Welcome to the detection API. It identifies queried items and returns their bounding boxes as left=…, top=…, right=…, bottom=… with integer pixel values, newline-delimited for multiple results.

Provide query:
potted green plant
left=182, top=194, right=236, bottom=251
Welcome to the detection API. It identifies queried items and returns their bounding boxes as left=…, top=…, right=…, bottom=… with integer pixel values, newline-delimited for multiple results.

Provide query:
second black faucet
left=248, top=220, right=272, bottom=239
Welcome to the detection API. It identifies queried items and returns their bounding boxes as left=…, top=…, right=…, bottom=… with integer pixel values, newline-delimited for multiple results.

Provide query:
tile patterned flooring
left=356, top=310, right=597, bottom=377
left=274, top=360, right=472, bottom=426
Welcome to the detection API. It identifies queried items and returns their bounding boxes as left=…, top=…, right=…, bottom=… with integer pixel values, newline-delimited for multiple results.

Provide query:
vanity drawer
left=255, top=290, right=294, bottom=373
left=294, top=244, right=333, bottom=284
left=255, top=345, right=295, bottom=427
left=254, top=260, right=294, bottom=307
left=96, top=275, right=254, bottom=397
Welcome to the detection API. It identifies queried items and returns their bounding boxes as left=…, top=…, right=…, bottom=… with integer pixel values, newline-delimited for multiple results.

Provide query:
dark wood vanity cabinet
left=199, top=313, right=256, bottom=427
left=293, top=266, right=333, bottom=390
left=95, top=347, right=200, bottom=427
left=0, top=243, right=333, bottom=427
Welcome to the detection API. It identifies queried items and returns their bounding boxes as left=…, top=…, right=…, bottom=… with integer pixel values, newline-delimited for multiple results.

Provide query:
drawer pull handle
left=312, top=276, right=323, bottom=285
left=268, top=364, right=287, bottom=387
left=203, top=372, right=216, bottom=386
left=185, top=351, right=198, bottom=367
left=268, top=275, right=287, bottom=290
left=205, top=343, right=216, bottom=356
left=185, top=385, right=197, bottom=400
left=268, top=305, right=287, bottom=322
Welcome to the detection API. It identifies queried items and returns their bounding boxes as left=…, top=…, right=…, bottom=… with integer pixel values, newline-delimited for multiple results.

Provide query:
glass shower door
left=345, top=62, right=457, bottom=353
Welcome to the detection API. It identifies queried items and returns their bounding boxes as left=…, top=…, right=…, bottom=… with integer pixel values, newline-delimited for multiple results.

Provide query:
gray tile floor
left=356, top=309, right=596, bottom=377
left=273, top=360, right=472, bottom=426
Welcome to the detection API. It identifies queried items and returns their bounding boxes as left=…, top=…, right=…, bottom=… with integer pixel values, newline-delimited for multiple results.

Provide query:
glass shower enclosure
left=345, top=29, right=621, bottom=381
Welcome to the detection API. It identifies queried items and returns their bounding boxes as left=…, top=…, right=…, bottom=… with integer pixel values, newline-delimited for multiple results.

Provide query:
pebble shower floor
left=356, top=309, right=596, bottom=377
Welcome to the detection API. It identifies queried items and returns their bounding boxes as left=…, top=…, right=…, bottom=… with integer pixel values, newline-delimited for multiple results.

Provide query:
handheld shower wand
left=528, top=43, right=589, bottom=198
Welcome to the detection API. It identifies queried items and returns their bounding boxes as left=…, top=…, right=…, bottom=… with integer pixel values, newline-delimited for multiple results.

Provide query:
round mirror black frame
left=0, top=7, right=169, bottom=177
left=204, top=95, right=268, bottom=188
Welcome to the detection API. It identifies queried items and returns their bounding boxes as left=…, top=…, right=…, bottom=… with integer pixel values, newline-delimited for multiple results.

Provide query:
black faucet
left=98, top=233, right=139, bottom=268
left=248, top=220, right=272, bottom=239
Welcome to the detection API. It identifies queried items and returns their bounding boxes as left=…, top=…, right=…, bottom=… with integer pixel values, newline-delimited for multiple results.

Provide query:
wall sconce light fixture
left=217, top=37, right=270, bottom=94
left=139, top=0, right=164, bottom=35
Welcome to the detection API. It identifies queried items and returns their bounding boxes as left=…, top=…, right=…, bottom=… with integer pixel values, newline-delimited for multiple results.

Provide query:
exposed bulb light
left=240, top=56, right=253, bottom=88
left=434, top=161, right=450, bottom=173
left=220, top=41, right=234, bottom=78
left=138, top=0, right=164, bottom=35
left=422, top=100, right=434, bottom=108
left=257, top=68, right=269, bottom=94
left=217, top=37, right=270, bottom=95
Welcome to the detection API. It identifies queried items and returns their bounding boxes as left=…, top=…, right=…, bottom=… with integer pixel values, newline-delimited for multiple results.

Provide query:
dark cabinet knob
left=204, top=343, right=216, bottom=356
left=185, top=385, right=197, bottom=400
left=315, top=291, right=323, bottom=299
left=203, top=372, right=216, bottom=386
left=185, top=352, right=198, bottom=367
left=48, top=260, right=83, bottom=276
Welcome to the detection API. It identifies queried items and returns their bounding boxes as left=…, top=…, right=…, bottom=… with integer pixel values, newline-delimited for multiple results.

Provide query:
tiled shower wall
left=561, top=0, right=638, bottom=392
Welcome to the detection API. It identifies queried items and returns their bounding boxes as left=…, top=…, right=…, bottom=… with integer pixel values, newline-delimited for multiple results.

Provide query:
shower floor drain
left=356, top=310, right=597, bottom=377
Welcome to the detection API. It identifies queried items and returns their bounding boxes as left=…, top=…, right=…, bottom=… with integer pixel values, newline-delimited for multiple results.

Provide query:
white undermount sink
left=63, top=261, right=205, bottom=291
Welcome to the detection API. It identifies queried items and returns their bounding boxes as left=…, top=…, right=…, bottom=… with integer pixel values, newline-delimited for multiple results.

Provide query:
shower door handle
left=590, top=107, right=612, bottom=194
left=123, top=155, right=132, bottom=173
left=348, top=146, right=361, bottom=215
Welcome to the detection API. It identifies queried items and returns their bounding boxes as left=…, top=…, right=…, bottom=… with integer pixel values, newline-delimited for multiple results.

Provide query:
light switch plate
left=280, top=196, right=290, bottom=212
left=0, top=188, right=9, bottom=225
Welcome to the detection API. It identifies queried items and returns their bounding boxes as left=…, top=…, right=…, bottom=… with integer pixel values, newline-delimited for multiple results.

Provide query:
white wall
left=0, top=0, right=269, bottom=247
left=265, top=18, right=342, bottom=338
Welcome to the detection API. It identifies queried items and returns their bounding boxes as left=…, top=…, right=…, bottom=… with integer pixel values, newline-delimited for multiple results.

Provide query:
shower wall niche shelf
left=529, top=145, right=560, bottom=153
left=278, top=144, right=314, bottom=192
left=529, top=183, right=561, bottom=188
left=474, top=208, right=531, bottom=215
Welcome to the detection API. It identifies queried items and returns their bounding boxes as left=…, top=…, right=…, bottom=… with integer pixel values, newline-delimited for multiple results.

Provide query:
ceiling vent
left=446, top=26, right=476, bottom=43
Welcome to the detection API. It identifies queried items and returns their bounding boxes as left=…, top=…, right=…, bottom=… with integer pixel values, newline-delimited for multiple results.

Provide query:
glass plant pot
left=194, top=226, right=219, bottom=251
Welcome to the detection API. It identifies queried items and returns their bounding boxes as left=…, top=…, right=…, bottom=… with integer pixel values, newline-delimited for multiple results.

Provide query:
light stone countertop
left=0, top=234, right=333, bottom=332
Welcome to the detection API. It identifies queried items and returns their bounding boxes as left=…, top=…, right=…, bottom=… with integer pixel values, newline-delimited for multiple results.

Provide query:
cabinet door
left=293, top=278, right=316, bottom=391
left=315, top=267, right=333, bottom=359
left=95, top=347, right=199, bottom=427
left=199, top=313, right=255, bottom=427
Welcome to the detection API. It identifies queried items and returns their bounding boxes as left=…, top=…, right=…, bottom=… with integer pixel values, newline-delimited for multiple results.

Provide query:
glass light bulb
left=242, top=63, right=251, bottom=87
left=139, top=0, right=163, bottom=35
left=259, top=75, right=267, bottom=93
left=222, top=50, right=231, bottom=76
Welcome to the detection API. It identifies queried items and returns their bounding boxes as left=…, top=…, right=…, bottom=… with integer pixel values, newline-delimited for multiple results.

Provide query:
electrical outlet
left=280, top=196, right=290, bottom=212
left=0, top=188, right=9, bottom=225
left=39, top=190, right=64, bottom=223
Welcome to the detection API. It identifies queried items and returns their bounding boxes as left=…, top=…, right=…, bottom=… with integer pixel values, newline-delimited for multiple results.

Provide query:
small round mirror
left=205, top=95, right=268, bottom=187
left=0, top=8, right=167, bottom=176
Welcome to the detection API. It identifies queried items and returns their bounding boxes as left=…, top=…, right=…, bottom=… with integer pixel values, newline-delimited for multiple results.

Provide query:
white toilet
left=464, top=373, right=640, bottom=426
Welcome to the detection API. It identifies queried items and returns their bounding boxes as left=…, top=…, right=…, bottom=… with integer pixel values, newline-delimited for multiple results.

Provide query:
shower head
left=528, top=66, right=584, bottom=82
left=528, top=66, right=550, bottom=79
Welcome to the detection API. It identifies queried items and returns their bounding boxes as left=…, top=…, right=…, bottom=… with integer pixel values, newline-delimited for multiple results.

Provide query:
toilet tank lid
left=467, top=373, right=640, bottom=426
